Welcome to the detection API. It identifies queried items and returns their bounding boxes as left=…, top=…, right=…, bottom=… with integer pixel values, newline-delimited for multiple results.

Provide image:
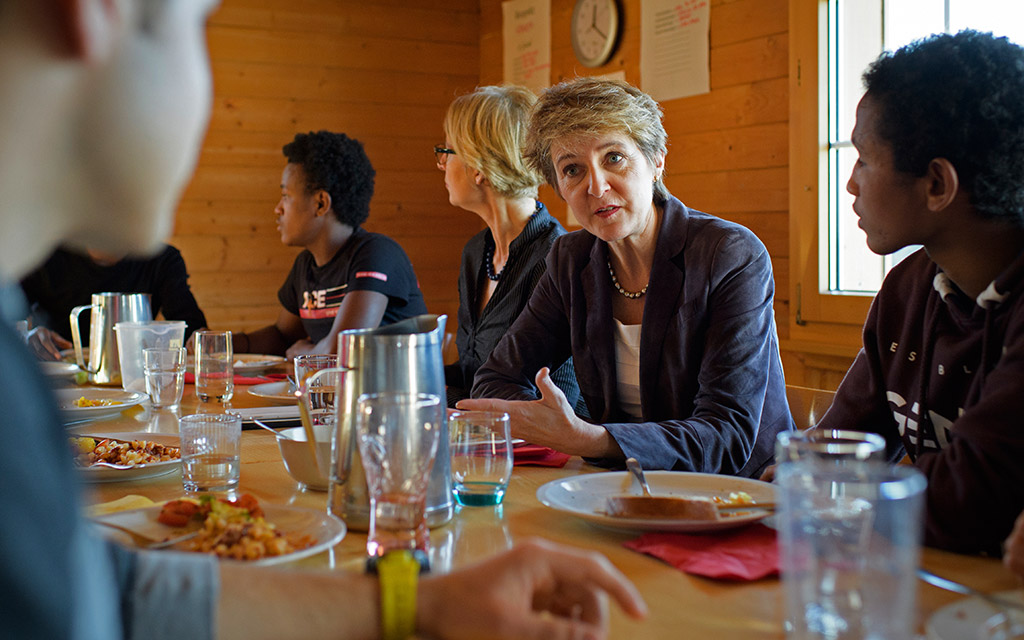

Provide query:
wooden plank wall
left=171, top=0, right=483, bottom=334
left=172, top=0, right=848, bottom=387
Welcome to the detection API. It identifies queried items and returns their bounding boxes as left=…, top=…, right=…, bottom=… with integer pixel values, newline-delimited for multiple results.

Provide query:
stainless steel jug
left=328, top=314, right=454, bottom=531
left=70, top=292, right=152, bottom=385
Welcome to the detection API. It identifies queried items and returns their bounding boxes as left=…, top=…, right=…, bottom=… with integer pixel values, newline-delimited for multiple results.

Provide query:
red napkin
left=184, top=372, right=287, bottom=386
left=513, top=444, right=571, bottom=468
left=622, top=523, right=779, bottom=581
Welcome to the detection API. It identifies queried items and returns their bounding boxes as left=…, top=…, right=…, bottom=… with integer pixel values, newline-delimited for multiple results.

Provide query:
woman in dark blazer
left=460, top=78, right=792, bottom=476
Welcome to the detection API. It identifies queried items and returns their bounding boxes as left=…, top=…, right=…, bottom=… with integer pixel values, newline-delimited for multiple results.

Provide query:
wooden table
left=69, top=381, right=1018, bottom=639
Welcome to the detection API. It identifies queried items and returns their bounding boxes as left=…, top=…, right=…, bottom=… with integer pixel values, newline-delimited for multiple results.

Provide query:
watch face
left=572, top=0, right=619, bottom=68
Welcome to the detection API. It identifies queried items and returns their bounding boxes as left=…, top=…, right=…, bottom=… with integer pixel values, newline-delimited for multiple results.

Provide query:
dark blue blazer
left=472, top=196, right=793, bottom=477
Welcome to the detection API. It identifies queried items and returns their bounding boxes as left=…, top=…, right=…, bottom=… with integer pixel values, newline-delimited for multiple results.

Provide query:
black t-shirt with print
left=278, top=228, right=427, bottom=342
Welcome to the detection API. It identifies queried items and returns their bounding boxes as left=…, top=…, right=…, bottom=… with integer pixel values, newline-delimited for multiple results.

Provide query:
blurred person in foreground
left=226, top=130, right=427, bottom=359
left=438, top=85, right=581, bottom=409
left=785, top=31, right=1024, bottom=555
left=0, top=1, right=645, bottom=639
left=460, top=77, right=792, bottom=476
left=21, top=244, right=208, bottom=360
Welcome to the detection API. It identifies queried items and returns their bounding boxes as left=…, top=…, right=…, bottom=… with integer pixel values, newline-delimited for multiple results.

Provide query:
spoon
left=252, top=418, right=296, bottom=440
left=626, top=457, right=653, bottom=497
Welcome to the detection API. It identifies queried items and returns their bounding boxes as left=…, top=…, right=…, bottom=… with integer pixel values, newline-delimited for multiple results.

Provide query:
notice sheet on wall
left=502, top=0, right=551, bottom=93
left=641, top=0, right=710, bottom=101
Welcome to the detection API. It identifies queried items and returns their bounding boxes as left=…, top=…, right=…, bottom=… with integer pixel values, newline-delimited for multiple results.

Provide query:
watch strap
left=378, top=550, right=419, bottom=640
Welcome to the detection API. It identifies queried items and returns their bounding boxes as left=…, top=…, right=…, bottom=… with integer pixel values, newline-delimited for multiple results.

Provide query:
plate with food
left=248, top=380, right=297, bottom=404
left=70, top=432, right=181, bottom=482
left=92, top=494, right=346, bottom=566
left=56, top=388, right=147, bottom=422
left=536, top=471, right=776, bottom=533
left=926, top=590, right=1024, bottom=640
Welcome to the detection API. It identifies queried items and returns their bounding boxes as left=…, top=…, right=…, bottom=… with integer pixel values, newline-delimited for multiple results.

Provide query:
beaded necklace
left=607, top=260, right=648, bottom=299
left=483, top=202, right=543, bottom=282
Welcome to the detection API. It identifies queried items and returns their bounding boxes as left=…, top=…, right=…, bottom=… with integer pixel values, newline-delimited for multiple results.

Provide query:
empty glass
left=356, top=392, right=442, bottom=558
left=194, top=330, right=233, bottom=403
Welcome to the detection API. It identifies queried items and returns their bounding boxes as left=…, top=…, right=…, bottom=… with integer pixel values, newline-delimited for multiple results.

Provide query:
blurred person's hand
left=26, top=326, right=71, bottom=361
left=418, top=538, right=647, bottom=640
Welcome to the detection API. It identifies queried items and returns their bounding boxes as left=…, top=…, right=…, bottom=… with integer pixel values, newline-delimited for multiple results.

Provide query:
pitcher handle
left=69, top=304, right=99, bottom=373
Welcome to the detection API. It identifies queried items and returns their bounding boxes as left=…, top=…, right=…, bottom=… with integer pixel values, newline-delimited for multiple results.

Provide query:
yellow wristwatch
left=377, top=550, right=419, bottom=640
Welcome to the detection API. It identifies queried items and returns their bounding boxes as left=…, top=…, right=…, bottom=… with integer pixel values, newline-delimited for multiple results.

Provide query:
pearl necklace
left=607, top=260, right=648, bottom=299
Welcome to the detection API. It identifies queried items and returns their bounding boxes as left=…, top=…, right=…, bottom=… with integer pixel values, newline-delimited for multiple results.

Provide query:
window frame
left=788, top=0, right=874, bottom=335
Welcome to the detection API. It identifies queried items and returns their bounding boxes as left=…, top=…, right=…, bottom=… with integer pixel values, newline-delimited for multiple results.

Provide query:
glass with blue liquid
left=450, top=411, right=512, bottom=507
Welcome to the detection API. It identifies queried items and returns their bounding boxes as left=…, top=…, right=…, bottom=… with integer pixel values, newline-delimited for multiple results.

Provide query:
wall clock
left=571, top=0, right=620, bottom=68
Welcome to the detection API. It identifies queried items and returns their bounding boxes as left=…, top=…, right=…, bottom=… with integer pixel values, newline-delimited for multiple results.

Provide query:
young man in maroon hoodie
left=814, top=30, right=1024, bottom=555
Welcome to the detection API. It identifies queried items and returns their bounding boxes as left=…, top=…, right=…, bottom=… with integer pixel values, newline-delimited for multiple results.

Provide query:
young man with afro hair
left=233, top=130, right=427, bottom=358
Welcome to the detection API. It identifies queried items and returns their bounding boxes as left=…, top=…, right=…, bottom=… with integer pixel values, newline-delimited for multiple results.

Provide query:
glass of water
left=179, top=413, right=242, bottom=493
left=356, top=392, right=442, bottom=558
left=449, top=411, right=512, bottom=507
left=194, top=330, right=233, bottom=403
left=143, top=346, right=186, bottom=410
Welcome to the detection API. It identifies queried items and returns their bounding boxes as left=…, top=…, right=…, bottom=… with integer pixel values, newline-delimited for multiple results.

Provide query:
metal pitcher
left=69, top=292, right=151, bottom=385
left=328, top=314, right=454, bottom=531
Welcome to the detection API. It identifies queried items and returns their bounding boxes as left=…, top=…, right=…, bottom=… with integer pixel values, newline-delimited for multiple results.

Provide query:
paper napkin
left=513, top=444, right=571, bottom=468
left=623, top=523, right=779, bottom=581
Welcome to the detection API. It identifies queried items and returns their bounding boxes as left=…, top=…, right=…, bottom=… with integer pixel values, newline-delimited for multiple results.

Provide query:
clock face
left=571, top=0, right=619, bottom=68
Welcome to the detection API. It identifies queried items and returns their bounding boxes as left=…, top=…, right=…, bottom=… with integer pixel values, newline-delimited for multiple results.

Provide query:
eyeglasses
left=434, top=145, right=456, bottom=166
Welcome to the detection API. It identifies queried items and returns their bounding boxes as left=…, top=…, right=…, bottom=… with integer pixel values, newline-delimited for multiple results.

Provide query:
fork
left=917, top=568, right=1024, bottom=615
left=92, top=520, right=201, bottom=550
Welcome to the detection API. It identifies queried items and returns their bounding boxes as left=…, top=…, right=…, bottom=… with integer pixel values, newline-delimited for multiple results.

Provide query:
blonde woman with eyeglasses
left=438, top=85, right=581, bottom=410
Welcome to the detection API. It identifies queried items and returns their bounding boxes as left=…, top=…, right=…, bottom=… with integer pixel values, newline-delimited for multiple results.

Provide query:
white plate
left=248, top=380, right=297, bottom=404
left=56, top=388, right=147, bottom=422
left=72, top=432, right=181, bottom=483
left=232, top=354, right=287, bottom=373
left=536, top=471, right=776, bottom=533
left=187, top=353, right=287, bottom=374
left=927, top=590, right=1024, bottom=640
left=92, top=504, right=347, bottom=566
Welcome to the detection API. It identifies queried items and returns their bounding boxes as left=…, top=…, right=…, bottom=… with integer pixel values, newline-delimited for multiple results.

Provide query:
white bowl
left=276, top=427, right=332, bottom=491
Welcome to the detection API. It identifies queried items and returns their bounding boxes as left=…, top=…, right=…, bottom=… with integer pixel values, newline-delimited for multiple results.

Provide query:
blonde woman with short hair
left=439, top=85, right=581, bottom=408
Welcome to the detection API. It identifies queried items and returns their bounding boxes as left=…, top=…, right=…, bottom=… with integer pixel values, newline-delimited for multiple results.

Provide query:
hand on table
left=285, top=339, right=315, bottom=359
left=26, top=326, right=71, bottom=361
left=457, top=368, right=618, bottom=459
left=1004, top=511, right=1024, bottom=580
left=418, top=538, right=647, bottom=640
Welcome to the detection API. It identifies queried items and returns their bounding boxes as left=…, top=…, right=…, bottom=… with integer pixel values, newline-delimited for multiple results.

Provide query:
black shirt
left=278, top=227, right=428, bottom=343
left=445, top=203, right=581, bottom=409
left=20, top=245, right=208, bottom=340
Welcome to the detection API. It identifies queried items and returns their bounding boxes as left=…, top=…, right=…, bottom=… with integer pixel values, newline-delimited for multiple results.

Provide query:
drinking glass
left=777, top=459, right=926, bottom=639
left=356, top=392, right=442, bottom=558
left=179, top=413, right=242, bottom=493
left=449, top=410, right=512, bottom=506
left=194, top=330, right=233, bottom=403
left=294, top=354, right=339, bottom=427
left=776, top=428, right=887, bottom=466
left=143, top=346, right=186, bottom=410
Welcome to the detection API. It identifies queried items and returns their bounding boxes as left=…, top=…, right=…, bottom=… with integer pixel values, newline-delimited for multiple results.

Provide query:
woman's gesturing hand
left=458, top=368, right=621, bottom=459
